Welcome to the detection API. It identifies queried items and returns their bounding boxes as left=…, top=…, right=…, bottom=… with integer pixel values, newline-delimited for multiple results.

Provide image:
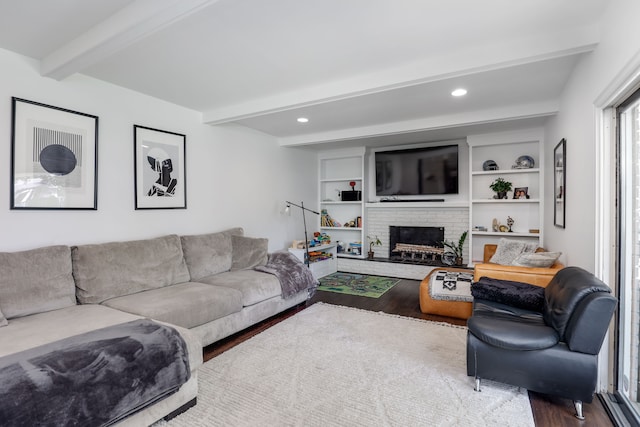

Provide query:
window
left=614, top=87, right=640, bottom=424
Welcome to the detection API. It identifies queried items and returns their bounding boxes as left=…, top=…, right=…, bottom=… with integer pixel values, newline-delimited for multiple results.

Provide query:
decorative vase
left=497, top=191, right=507, bottom=199
left=368, top=251, right=375, bottom=260
left=455, top=256, right=463, bottom=266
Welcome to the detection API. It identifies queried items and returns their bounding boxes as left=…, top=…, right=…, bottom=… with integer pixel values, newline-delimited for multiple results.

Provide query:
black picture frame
left=134, top=125, right=186, bottom=210
left=554, top=138, right=566, bottom=228
left=11, top=97, right=98, bottom=210
left=513, top=187, right=529, bottom=199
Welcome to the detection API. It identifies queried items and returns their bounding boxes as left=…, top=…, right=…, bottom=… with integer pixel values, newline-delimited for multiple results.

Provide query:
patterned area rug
left=317, top=272, right=401, bottom=298
left=158, top=303, right=534, bottom=426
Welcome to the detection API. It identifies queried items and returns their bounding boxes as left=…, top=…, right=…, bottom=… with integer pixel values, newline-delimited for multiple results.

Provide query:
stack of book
left=321, top=209, right=336, bottom=227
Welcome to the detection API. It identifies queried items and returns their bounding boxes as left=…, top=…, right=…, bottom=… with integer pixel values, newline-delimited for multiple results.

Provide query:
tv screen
left=375, top=145, right=459, bottom=196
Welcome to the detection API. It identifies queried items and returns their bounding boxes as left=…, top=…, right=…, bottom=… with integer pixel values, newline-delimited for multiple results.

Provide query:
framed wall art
left=554, top=138, right=566, bottom=228
left=134, top=125, right=186, bottom=209
left=11, top=97, right=98, bottom=210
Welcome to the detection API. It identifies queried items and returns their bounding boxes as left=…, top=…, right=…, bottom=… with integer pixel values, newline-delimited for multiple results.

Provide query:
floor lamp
left=285, top=201, right=320, bottom=267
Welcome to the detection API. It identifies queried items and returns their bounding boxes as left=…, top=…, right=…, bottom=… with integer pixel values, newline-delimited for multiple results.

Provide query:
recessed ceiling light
left=451, top=88, right=467, bottom=97
left=297, top=117, right=309, bottom=123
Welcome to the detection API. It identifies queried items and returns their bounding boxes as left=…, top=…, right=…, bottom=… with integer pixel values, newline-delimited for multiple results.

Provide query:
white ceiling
left=0, top=0, right=608, bottom=148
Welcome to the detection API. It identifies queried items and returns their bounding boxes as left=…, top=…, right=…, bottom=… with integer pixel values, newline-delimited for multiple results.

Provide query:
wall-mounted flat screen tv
left=375, top=144, right=459, bottom=196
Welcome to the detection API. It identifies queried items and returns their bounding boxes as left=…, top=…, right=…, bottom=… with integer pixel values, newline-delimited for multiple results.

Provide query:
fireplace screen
left=389, top=226, right=445, bottom=263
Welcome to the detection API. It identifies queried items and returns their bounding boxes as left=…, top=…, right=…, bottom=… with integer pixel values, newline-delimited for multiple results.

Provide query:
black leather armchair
left=466, top=266, right=617, bottom=420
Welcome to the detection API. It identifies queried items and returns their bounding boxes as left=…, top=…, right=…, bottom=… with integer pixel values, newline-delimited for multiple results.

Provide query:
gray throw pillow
left=231, top=235, right=268, bottom=270
left=489, top=238, right=538, bottom=265
left=0, top=308, right=8, bottom=327
left=512, top=251, right=561, bottom=268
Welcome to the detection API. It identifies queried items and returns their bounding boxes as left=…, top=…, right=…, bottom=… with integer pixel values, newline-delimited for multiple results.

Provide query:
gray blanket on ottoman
left=0, top=319, right=190, bottom=427
left=255, top=250, right=319, bottom=298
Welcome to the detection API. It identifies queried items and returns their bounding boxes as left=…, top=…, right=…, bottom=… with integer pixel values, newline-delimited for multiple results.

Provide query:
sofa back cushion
left=73, top=235, right=190, bottom=304
left=543, top=266, right=612, bottom=340
left=231, top=235, right=268, bottom=271
left=181, top=227, right=243, bottom=280
left=0, top=245, right=76, bottom=319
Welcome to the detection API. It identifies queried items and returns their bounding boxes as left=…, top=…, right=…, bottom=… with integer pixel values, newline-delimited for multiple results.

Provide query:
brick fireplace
left=338, top=204, right=469, bottom=279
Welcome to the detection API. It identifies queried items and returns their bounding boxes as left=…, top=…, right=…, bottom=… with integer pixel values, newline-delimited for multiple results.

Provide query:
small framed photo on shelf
left=11, top=97, right=98, bottom=210
left=513, top=187, right=529, bottom=199
left=134, top=125, right=186, bottom=210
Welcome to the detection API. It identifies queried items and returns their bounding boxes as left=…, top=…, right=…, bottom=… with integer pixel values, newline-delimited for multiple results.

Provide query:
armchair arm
left=564, top=292, right=617, bottom=354
left=473, top=262, right=564, bottom=288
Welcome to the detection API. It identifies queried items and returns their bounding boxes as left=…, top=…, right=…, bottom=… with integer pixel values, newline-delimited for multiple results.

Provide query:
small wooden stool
left=419, top=267, right=473, bottom=320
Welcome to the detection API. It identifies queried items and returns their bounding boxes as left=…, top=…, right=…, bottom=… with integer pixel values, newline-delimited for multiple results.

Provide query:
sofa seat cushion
left=0, top=245, right=76, bottom=320
left=198, top=270, right=282, bottom=306
left=102, top=282, right=243, bottom=329
left=468, top=315, right=559, bottom=351
left=73, top=235, right=191, bottom=304
left=0, top=305, right=140, bottom=358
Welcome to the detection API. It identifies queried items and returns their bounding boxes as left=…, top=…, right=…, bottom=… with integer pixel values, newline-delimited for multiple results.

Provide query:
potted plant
left=489, top=177, right=513, bottom=199
left=442, top=230, right=468, bottom=266
left=367, top=235, right=382, bottom=259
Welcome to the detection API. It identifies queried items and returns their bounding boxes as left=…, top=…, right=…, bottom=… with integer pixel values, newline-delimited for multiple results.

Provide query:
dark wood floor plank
left=203, top=277, right=613, bottom=427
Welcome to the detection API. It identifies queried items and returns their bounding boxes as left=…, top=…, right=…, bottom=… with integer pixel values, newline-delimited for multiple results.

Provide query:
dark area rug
left=317, top=272, right=401, bottom=298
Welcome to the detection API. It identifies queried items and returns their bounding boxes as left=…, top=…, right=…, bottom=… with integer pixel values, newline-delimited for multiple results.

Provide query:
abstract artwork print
left=134, top=125, right=186, bottom=209
left=11, top=98, right=98, bottom=210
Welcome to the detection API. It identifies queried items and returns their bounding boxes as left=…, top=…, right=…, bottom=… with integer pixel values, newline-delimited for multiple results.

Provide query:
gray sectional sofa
left=0, top=227, right=313, bottom=426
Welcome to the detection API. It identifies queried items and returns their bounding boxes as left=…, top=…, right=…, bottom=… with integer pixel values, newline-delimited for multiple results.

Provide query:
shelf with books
left=319, top=147, right=366, bottom=259
left=288, top=243, right=337, bottom=279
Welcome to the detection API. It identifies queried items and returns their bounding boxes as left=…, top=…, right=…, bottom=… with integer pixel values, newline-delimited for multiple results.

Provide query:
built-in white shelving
left=318, top=148, right=366, bottom=258
left=288, top=243, right=337, bottom=279
left=467, top=129, right=544, bottom=265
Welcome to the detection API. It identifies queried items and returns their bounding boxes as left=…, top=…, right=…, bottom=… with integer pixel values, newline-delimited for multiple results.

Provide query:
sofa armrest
left=564, top=291, right=617, bottom=354
left=473, top=262, right=564, bottom=288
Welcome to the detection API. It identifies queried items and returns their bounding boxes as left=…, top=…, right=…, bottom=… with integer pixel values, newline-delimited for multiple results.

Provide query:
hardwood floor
left=203, top=278, right=614, bottom=427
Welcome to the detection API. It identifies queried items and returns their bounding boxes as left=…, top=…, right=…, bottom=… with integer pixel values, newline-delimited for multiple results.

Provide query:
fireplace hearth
left=388, top=226, right=445, bottom=265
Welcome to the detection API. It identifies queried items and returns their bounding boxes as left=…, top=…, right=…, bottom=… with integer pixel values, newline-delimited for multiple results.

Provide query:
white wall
left=544, top=0, right=640, bottom=272
left=0, top=49, right=317, bottom=252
